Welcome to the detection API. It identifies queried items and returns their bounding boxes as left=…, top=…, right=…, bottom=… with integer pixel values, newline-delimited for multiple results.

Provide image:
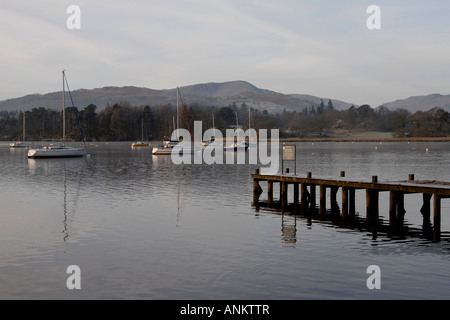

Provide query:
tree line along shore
left=1, top=100, right=450, bottom=142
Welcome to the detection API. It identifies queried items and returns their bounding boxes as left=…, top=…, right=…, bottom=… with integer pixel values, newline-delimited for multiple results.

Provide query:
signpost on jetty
left=282, top=144, right=296, bottom=175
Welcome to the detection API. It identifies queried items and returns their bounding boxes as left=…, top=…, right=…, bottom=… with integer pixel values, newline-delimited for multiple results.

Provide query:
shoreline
left=279, top=137, right=450, bottom=142
left=2, top=137, right=450, bottom=144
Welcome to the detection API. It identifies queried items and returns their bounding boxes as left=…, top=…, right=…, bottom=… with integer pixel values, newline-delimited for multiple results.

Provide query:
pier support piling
left=366, top=189, right=379, bottom=230
left=331, top=186, right=339, bottom=214
left=434, top=193, right=441, bottom=242
left=320, top=185, right=327, bottom=216
left=251, top=170, right=450, bottom=242
left=420, top=193, right=433, bottom=236
left=349, top=188, right=356, bottom=218
left=267, top=180, right=273, bottom=205
left=342, top=187, right=349, bottom=220
left=281, top=181, right=288, bottom=209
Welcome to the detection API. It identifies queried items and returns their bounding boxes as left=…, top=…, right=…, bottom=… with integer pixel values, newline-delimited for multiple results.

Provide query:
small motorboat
left=132, top=141, right=149, bottom=147
left=10, top=141, right=29, bottom=148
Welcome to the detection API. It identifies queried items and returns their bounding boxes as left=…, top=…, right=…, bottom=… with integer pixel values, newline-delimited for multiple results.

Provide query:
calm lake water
left=1, top=141, right=450, bottom=300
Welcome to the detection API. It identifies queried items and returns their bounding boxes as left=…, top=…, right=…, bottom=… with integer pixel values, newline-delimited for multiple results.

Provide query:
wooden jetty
left=252, top=169, right=450, bottom=242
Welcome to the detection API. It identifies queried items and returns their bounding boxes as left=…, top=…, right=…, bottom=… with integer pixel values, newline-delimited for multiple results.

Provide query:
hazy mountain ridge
left=0, top=81, right=344, bottom=114
left=1, top=80, right=449, bottom=114
left=382, top=94, right=450, bottom=113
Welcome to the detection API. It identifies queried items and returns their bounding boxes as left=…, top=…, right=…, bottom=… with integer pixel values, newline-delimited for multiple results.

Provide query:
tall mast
left=62, top=70, right=65, bottom=143
left=23, top=112, right=25, bottom=142
left=176, top=87, right=180, bottom=140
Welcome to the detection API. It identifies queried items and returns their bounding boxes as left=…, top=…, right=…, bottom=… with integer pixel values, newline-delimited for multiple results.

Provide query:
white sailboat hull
left=224, top=142, right=249, bottom=151
left=10, top=142, right=30, bottom=148
left=28, top=146, right=85, bottom=158
left=152, top=146, right=195, bottom=155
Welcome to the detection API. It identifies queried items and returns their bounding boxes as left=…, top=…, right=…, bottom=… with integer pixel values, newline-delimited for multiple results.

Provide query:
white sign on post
left=282, top=145, right=296, bottom=174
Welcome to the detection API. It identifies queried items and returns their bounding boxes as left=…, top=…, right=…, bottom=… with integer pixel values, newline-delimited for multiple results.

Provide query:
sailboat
left=10, top=112, right=30, bottom=148
left=247, top=109, right=257, bottom=148
left=28, top=70, right=85, bottom=158
left=224, top=111, right=248, bottom=151
left=132, top=118, right=149, bottom=147
left=152, top=87, right=195, bottom=155
left=202, top=113, right=216, bottom=147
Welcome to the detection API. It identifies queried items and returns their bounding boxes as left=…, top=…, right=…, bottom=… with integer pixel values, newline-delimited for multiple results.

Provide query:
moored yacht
left=28, top=144, right=85, bottom=158
left=27, top=70, right=85, bottom=159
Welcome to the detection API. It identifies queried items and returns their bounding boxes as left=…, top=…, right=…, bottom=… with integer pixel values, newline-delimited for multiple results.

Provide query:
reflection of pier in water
left=253, top=200, right=446, bottom=244
left=252, top=170, right=450, bottom=242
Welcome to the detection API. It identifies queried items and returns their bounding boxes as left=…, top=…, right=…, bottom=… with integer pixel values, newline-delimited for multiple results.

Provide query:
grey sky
left=1, top=0, right=449, bottom=107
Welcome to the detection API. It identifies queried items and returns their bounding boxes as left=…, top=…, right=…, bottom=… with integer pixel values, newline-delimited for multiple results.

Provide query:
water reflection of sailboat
left=62, top=162, right=84, bottom=245
left=175, top=165, right=193, bottom=228
left=63, top=164, right=69, bottom=243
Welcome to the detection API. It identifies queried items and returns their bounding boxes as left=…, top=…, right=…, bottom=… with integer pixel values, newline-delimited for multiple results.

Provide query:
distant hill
left=2, top=80, right=449, bottom=115
left=382, top=94, right=450, bottom=113
left=169, top=80, right=273, bottom=97
left=289, top=94, right=354, bottom=110
left=0, top=81, right=353, bottom=114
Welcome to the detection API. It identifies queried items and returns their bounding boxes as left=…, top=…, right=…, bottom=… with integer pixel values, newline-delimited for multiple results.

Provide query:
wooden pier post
left=389, top=191, right=405, bottom=236
left=342, top=187, right=349, bottom=220
left=253, top=183, right=262, bottom=203
left=434, top=193, right=441, bottom=242
left=293, top=183, right=299, bottom=207
left=330, top=186, right=339, bottom=214
left=349, top=189, right=356, bottom=217
left=320, top=185, right=327, bottom=215
left=366, top=189, right=379, bottom=229
left=389, top=191, right=397, bottom=235
left=340, top=171, right=348, bottom=220
left=281, top=181, right=288, bottom=208
left=310, top=184, right=316, bottom=209
left=420, top=193, right=433, bottom=236
left=279, top=182, right=282, bottom=203
left=397, top=192, right=405, bottom=228
left=301, top=183, right=309, bottom=213
left=267, top=180, right=273, bottom=205
left=366, top=177, right=379, bottom=230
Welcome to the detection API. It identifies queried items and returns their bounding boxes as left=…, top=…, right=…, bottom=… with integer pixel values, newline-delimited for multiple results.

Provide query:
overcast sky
left=1, top=0, right=450, bottom=107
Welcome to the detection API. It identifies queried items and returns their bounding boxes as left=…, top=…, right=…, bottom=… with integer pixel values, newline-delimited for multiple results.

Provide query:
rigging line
left=177, top=88, right=193, bottom=141
left=63, top=73, right=87, bottom=149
